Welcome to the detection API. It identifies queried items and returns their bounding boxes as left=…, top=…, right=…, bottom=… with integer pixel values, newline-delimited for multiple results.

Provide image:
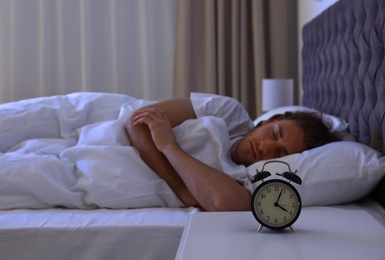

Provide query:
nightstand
left=175, top=207, right=385, bottom=260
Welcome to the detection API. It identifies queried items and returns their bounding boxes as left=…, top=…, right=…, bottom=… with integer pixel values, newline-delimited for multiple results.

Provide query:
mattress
left=0, top=207, right=199, bottom=260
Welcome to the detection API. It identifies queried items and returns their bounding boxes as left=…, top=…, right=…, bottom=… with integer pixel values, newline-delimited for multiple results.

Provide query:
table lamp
left=262, top=79, right=294, bottom=111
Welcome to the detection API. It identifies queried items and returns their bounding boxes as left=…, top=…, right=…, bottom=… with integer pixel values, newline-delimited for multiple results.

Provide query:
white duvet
left=0, top=92, right=247, bottom=209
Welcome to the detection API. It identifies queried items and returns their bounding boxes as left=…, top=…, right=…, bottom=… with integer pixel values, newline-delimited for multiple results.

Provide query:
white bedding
left=0, top=92, right=186, bottom=209
left=0, top=92, right=249, bottom=210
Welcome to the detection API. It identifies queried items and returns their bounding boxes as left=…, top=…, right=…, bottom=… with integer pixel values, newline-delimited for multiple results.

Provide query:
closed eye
left=278, top=124, right=289, bottom=156
left=272, top=129, right=278, bottom=141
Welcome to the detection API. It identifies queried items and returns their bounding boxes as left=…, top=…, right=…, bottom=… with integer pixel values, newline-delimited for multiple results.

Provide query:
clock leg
left=289, top=226, right=295, bottom=232
left=257, top=225, right=264, bottom=232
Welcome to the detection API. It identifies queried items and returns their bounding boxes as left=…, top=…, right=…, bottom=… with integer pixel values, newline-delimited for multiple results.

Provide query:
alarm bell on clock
left=250, top=160, right=302, bottom=232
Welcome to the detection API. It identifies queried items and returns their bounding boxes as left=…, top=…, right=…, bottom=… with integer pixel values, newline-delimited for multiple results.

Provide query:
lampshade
left=262, top=79, right=294, bottom=111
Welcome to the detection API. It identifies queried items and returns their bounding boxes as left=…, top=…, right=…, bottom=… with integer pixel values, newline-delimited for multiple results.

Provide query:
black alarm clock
left=250, top=160, right=302, bottom=232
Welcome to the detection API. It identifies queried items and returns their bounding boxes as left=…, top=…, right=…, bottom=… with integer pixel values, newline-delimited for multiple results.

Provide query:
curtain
left=0, top=0, right=297, bottom=118
left=173, top=0, right=298, bottom=118
left=0, top=0, right=177, bottom=103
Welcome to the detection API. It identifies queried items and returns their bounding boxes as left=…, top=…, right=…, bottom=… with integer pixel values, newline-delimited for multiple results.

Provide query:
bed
left=0, top=92, right=201, bottom=260
left=0, top=0, right=385, bottom=259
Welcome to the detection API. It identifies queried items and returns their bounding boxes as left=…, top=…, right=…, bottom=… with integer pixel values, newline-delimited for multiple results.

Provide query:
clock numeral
left=266, top=188, right=271, bottom=193
left=283, top=216, right=288, bottom=222
left=274, top=185, right=279, bottom=191
left=259, top=209, right=264, bottom=215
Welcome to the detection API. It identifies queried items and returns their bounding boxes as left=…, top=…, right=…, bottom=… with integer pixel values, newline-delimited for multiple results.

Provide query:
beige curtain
left=0, top=0, right=177, bottom=103
left=173, top=0, right=297, bottom=118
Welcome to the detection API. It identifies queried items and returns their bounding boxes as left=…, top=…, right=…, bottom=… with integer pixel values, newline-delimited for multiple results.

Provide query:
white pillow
left=246, top=141, right=385, bottom=206
left=253, top=106, right=349, bottom=132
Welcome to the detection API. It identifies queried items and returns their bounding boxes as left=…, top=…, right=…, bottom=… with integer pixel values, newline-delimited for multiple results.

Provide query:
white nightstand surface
left=175, top=207, right=385, bottom=260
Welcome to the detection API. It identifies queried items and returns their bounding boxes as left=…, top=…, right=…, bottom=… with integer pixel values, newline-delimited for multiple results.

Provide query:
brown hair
left=264, top=111, right=342, bottom=150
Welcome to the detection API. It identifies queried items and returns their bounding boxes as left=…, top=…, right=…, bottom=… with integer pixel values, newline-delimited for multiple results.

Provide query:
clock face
left=251, top=179, right=301, bottom=230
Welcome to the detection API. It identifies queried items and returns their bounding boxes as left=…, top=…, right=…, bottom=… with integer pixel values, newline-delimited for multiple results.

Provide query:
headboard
left=302, top=0, right=385, bottom=154
left=302, top=0, right=385, bottom=206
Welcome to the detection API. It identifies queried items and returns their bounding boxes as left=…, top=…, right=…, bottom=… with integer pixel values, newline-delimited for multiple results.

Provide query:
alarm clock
left=250, top=160, right=302, bottom=232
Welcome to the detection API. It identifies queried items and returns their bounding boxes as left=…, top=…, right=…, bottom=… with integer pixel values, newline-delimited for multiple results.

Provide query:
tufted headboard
left=302, top=0, right=385, bottom=206
left=302, top=0, right=385, bottom=154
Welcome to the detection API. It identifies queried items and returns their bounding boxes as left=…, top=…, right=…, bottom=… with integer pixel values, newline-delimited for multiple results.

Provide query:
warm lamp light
left=262, top=79, right=294, bottom=111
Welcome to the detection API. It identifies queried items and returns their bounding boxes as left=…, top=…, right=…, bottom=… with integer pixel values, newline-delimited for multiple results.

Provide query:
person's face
left=231, top=119, right=306, bottom=166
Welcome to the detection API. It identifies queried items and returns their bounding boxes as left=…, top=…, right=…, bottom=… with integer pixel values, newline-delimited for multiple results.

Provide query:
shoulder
left=189, top=92, right=254, bottom=139
left=190, top=92, right=246, bottom=118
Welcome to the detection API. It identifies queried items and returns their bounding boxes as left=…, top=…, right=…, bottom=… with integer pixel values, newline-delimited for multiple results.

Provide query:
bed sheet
left=0, top=207, right=199, bottom=260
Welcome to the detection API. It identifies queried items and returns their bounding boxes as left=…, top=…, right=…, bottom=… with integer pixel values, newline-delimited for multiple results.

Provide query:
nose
left=259, top=140, right=278, bottom=158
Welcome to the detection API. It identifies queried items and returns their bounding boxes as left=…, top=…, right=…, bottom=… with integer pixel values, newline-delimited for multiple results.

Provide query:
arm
left=124, top=98, right=200, bottom=207
left=132, top=106, right=251, bottom=212
left=161, top=144, right=251, bottom=211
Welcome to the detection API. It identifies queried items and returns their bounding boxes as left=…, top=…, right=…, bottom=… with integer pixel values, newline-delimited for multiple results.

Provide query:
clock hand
left=274, top=202, right=288, bottom=212
left=276, top=189, right=284, bottom=203
left=278, top=204, right=288, bottom=212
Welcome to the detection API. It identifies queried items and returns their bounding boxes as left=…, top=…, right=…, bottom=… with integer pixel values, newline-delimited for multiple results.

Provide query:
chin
left=246, top=161, right=256, bottom=167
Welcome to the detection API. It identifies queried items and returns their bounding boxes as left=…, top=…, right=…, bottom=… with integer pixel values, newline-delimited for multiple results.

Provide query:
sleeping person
left=0, top=92, right=340, bottom=210
left=125, top=93, right=340, bottom=211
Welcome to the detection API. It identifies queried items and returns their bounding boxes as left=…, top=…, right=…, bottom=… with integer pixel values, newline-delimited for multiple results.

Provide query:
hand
left=274, top=189, right=287, bottom=211
left=276, top=189, right=283, bottom=203
left=276, top=203, right=288, bottom=212
left=132, top=108, right=177, bottom=152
